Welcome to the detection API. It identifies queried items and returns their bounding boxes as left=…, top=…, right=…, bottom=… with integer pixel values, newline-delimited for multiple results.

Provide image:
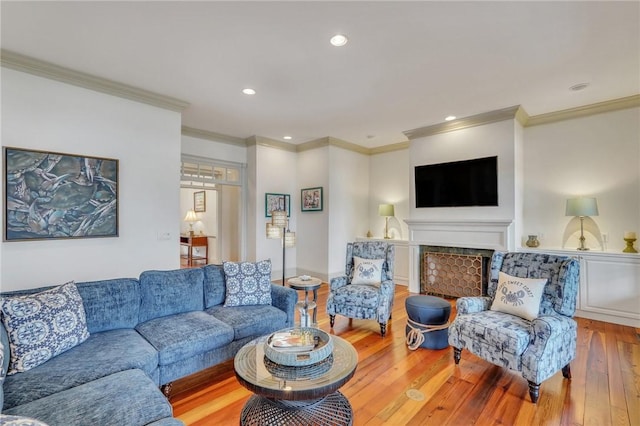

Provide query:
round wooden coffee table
left=234, top=334, right=357, bottom=425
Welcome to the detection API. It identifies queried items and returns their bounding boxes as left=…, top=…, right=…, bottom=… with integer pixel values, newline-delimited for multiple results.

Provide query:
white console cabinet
left=356, top=238, right=409, bottom=286
left=519, top=248, right=640, bottom=327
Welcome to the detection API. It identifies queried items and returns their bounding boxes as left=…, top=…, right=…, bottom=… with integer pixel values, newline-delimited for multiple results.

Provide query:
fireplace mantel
left=404, top=219, right=515, bottom=292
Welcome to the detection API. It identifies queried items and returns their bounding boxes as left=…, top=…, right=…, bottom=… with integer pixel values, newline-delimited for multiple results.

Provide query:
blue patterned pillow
left=223, top=260, right=273, bottom=307
left=0, top=282, right=90, bottom=375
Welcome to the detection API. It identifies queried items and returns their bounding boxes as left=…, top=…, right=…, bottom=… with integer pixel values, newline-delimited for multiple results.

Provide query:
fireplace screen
left=422, top=252, right=483, bottom=297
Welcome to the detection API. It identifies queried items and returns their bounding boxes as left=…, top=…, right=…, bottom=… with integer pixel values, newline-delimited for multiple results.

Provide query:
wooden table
left=180, top=235, right=208, bottom=266
left=234, top=334, right=357, bottom=425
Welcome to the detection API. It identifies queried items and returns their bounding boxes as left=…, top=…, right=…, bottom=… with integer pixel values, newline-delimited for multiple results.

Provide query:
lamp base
left=576, top=247, right=589, bottom=251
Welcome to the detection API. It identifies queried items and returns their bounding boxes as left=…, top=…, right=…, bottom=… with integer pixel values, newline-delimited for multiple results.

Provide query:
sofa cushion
left=351, top=256, right=384, bottom=285
left=76, top=278, right=140, bottom=333
left=206, top=304, right=288, bottom=340
left=2, top=329, right=158, bottom=410
left=223, top=260, right=272, bottom=307
left=136, top=311, right=234, bottom=366
left=0, top=282, right=90, bottom=375
left=491, top=272, right=547, bottom=321
left=139, top=269, right=204, bottom=323
left=203, top=264, right=226, bottom=308
left=4, top=369, right=176, bottom=426
left=331, top=284, right=381, bottom=309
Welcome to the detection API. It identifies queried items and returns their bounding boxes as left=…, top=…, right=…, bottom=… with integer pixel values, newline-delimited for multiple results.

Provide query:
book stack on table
left=269, top=331, right=316, bottom=353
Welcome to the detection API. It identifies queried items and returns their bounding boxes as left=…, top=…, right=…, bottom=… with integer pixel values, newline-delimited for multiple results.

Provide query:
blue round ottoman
left=405, top=295, right=451, bottom=350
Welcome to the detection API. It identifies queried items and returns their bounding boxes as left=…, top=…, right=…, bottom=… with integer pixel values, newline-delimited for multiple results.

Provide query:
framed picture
left=301, top=187, right=323, bottom=212
left=265, top=193, right=290, bottom=217
left=193, top=191, right=206, bottom=212
left=4, top=146, right=119, bottom=241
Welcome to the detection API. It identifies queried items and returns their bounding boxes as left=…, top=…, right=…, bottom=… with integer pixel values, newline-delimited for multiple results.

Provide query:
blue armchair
left=448, top=251, right=580, bottom=403
left=327, top=241, right=395, bottom=336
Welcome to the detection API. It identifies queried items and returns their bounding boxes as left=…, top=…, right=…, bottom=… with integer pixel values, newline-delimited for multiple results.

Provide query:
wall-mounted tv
left=415, top=156, right=498, bottom=208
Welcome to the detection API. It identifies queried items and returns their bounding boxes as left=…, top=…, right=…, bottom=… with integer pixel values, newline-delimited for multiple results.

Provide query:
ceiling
left=1, top=1, right=639, bottom=148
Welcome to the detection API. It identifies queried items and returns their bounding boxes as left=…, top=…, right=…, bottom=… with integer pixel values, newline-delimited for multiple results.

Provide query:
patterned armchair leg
left=379, top=322, right=387, bottom=337
left=453, top=347, right=461, bottom=364
left=527, top=381, right=540, bottom=403
left=562, top=364, right=572, bottom=379
left=329, top=314, right=335, bottom=327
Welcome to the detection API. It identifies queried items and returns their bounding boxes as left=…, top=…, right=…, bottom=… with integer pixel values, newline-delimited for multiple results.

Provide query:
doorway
left=180, top=155, right=245, bottom=265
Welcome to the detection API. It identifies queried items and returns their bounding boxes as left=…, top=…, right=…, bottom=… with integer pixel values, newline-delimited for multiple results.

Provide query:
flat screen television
left=414, top=156, right=498, bottom=208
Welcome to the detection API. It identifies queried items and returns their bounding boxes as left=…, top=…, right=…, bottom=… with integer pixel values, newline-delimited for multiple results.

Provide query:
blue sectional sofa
left=0, top=264, right=297, bottom=425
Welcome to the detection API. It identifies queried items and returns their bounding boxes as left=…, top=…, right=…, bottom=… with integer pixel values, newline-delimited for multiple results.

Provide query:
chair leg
left=527, top=381, right=540, bottom=403
left=562, top=364, right=572, bottom=379
left=380, top=322, right=387, bottom=337
left=329, top=315, right=335, bottom=328
left=453, top=347, right=461, bottom=364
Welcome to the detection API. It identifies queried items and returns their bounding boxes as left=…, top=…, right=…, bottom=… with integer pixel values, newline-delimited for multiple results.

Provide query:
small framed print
left=194, top=191, right=206, bottom=212
left=301, top=187, right=323, bottom=212
left=265, top=193, right=290, bottom=217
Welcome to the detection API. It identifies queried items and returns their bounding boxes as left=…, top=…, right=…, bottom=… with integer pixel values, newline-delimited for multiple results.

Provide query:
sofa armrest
left=330, top=276, right=348, bottom=291
left=456, top=296, right=492, bottom=314
left=522, top=314, right=577, bottom=384
left=270, top=284, right=298, bottom=327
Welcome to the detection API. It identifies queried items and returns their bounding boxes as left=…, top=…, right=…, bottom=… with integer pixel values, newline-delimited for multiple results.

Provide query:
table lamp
left=565, top=197, right=598, bottom=250
left=184, top=210, right=198, bottom=236
left=378, top=204, right=395, bottom=239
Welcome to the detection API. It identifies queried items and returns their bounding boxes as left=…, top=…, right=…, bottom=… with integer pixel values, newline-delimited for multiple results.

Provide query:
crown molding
left=403, top=106, right=523, bottom=140
left=247, top=135, right=297, bottom=152
left=1, top=49, right=189, bottom=112
left=526, top=94, right=640, bottom=127
left=181, top=126, right=246, bottom=146
left=369, top=141, right=411, bottom=155
left=326, top=137, right=370, bottom=155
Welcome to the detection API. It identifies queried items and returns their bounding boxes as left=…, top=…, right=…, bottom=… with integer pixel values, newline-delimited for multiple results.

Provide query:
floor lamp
left=266, top=204, right=296, bottom=285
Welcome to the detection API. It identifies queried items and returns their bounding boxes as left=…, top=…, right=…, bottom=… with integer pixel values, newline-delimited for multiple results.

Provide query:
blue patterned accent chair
left=448, top=251, right=580, bottom=403
left=326, top=241, right=395, bottom=336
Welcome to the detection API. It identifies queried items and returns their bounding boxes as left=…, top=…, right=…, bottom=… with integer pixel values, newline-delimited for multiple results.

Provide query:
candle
left=624, top=231, right=636, bottom=239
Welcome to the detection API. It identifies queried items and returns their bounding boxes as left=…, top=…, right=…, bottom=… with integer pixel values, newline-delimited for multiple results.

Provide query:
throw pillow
left=490, top=272, right=548, bottom=321
left=223, top=260, right=273, bottom=307
left=0, top=282, right=90, bottom=375
left=351, top=256, right=385, bottom=285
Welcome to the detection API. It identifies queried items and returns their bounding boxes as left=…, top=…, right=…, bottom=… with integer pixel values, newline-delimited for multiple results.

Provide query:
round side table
left=287, top=277, right=322, bottom=327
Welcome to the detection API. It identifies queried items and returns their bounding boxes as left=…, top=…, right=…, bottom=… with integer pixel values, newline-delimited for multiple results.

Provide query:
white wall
left=369, top=149, right=411, bottom=240
left=328, top=146, right=370, bottom=278
left=523, top=107, right=640, bottom=251
left=1, top=69, right=182, bottom=290
left=297, top=146, right=330, bottom=279
left=181, top=135, right=246, bottom=164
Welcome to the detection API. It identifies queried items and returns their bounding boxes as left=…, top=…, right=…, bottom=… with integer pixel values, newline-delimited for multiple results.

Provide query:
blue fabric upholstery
left=448, top=251, right=580, bottom=402
left=136, top=311, right=233, bottom=366
left=139, top=268, right=205, bottom=322
left=2, top=329, right=158, bottom=409
left=327, top=242, right=395, bottom=335
left=206, top=304, right=288, bottom=340
left=4, top=369, right=178, bottom=426
left=269, top=284, right=297, bottom=327
left=76, top=278, right=140, bottom=333
left=202, top=264, right=226, bottom=308
left=405, top=295, right=451, bottom=350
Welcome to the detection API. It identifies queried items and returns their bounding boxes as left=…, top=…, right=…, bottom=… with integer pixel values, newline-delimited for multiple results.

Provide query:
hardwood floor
left=170, top=285, right=640, bottom=425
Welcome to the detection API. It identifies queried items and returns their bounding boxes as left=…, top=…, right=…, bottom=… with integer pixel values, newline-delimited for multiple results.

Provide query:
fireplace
left=420, top=246, right=493, bottom=297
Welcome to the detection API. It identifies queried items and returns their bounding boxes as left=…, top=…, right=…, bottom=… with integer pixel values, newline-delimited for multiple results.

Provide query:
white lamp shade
left=565, top=197, right=599, bottom=217
left=378, top=204, right=395, bottom=217
left=266, top=223, right=282, bottom=239
left=271, top=210, right=288, bottom=227
left=184, top=210, right=198, bottom=222
left=284, top=231, right=296, bottom=248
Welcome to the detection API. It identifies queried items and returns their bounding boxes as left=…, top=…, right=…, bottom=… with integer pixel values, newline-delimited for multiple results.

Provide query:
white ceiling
left=2, top=1, right=639, bottom=148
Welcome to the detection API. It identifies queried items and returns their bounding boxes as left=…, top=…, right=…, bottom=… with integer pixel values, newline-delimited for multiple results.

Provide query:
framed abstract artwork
left=3, top=147, right=119, bottom=241
left=301, top=187, right=323, bottom=212
left=265, top=193, right=290, bottom=217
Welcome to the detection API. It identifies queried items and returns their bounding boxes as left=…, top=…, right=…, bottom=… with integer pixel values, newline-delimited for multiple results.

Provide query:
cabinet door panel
left=581, top=257, right=640, bottom=319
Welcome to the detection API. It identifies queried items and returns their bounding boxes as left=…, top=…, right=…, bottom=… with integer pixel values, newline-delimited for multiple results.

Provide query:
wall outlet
left=602, top=233, right=609, bottom=243
left=157, top=232, right=171, bottom=241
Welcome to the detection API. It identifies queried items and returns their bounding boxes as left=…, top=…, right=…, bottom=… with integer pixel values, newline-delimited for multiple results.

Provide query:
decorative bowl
left=264, top=327, right=333, bottom=366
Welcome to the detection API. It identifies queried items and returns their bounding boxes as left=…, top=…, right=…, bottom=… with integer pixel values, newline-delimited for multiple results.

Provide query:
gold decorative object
left=623, top=231, right=637, bottom=253
left=526, top=235, right=540, bottom=248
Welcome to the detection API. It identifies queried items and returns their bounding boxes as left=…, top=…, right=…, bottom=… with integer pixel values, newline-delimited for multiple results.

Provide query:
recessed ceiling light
left=569, top=83, right=589, bottom=92
left=445, top=115, right=456, bottom=121
left=283, top=136, right=292, bottom=140
left=242, top=88, right=256, bottom=95
left=330, top=34, right=348, bottom=47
